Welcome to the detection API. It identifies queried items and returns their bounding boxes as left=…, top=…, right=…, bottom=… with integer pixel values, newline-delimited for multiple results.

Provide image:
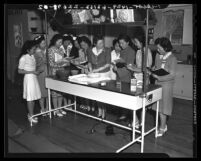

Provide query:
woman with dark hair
left=87, top=35, right=111, bottom=118
left=126, top=34, right=153, bottom=128
left=33, top=35, right=48, bottom=116
left=61, top=35, right=80, bottom=75
left=116, top=34, right=135, bottom=82
left=74, top=36, right=91, bottom=74
left=71, top=36, right=89, bottom=74
left=48, top=34, right=69, bottom=117
left=80, top=36, right=92, bottom=50
left=132, top=34, right=152, bottom=69
left=151, top=37, right=177, bottom=137
left=115, top=34, right=136, bottom=121
left=18, top=40, right=41, bottom=125
left=74, top=36, right=82, bottom=50
left=75, top=36, right=93, bottom=113
left=111, top=38, right=121, bottom=64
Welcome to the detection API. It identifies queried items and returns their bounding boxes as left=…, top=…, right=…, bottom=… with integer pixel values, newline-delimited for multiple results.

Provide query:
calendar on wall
left=13, top=24, right=23, bottom=48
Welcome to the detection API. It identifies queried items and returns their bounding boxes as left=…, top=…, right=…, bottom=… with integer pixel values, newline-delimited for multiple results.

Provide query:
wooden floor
left=5, top=81, right=194, bottom=157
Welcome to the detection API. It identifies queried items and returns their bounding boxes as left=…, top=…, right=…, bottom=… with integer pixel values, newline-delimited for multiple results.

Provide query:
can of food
left=130, top=78, right=137, bottom=92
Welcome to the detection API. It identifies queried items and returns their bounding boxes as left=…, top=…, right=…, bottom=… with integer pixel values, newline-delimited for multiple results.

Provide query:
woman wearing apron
left=151, top=37, right=177, bottom=137
left=48, top=34, right=69, bottom=117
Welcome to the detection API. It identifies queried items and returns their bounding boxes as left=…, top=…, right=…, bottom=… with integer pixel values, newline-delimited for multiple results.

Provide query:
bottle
left=130, top=74, right=137, bottom=92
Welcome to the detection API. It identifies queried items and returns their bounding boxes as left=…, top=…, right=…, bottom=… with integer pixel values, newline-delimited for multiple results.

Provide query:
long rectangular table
left=31, top=77, right=162, bottom=153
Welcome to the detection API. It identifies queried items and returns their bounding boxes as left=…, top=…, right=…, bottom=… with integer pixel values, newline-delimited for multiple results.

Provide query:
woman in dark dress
left=78, top=36, right=94, bottom=112
left=33, top=35, right=49, bottom=116
left=87, top=35, right=111, bottom=119
left=61, top=35, right=80, bottom=75
left=115, top=35, right=136, bottom=122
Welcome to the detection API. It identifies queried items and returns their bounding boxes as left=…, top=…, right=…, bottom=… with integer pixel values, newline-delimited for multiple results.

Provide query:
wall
left=7, top=9, right=30, bottom=83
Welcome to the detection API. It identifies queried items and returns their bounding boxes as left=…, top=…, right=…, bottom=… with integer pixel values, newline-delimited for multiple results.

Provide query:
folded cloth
left=68, top=73, right=111, bottom=85
left=116, top=62, right=126, bottom=68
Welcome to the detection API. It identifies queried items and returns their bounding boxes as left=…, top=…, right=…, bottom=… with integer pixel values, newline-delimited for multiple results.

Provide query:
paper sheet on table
left=68, top=74, right=111, bottom=85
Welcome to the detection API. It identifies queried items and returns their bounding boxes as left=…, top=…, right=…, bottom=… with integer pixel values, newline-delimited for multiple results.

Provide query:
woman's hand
left=62, top=62, right=70, bottom=67
left=127, top=64, right=135, bottom=71
left=112, top=65, right=117, bottom=72
left=33, top=71, right=40, bottom=75
left=92, top=69, right=98, bottom=73
left=151, top=73, right=159, bottom=80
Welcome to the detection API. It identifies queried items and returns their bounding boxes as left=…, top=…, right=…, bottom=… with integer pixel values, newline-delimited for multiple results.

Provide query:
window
left=162, top=10, right=184, bottom=44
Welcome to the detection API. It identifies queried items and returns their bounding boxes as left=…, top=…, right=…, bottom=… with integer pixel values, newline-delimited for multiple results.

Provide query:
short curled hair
left=155, top=37, right=173, bottom=52
left=63, top=35, right=73, bottom=43
left=133, top=34, right=146, bottom=47
left=118, top=34, right=131, bottom=43
left=21, top=40, right=37, bottom=54
left=75, top=36, right=82, bottom=44
left=49, top=34, right=63, bottom=47
left=93, top=35, right=104, bottom=45
left=18, top=40, right=37, bottom=60
left=79, top=36, right=92, bottom=47
left=112, top=38, right=119, bottom=47
left=154, top=37, right=161, bottom=45
left=118, top=34, right=134, bottom=49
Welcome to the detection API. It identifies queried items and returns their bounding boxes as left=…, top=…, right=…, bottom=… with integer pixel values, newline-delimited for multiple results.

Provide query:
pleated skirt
left=23, top=74, right=41, bottom=101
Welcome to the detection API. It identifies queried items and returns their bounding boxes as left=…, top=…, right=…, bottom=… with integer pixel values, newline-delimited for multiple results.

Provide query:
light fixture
left=44, top=5, right=48, bottom=10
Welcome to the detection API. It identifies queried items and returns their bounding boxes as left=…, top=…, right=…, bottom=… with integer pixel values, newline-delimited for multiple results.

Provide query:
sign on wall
left=13, top=24, right=23, bottom=48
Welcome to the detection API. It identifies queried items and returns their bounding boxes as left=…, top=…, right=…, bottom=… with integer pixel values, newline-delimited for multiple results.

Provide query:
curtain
left=162, top=10, right=184, bottom=39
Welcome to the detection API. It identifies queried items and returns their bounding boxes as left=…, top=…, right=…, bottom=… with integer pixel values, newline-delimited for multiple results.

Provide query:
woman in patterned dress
left=48, top=34, right=70, bottom=117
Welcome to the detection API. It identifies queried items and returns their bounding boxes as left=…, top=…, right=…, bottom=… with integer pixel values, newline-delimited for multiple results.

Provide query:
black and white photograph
left=4, top=3, right=196, bottom=158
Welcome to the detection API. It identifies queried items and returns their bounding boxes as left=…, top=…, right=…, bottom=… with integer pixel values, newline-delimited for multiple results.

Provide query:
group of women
left=18, top=31, right=177, bottom=137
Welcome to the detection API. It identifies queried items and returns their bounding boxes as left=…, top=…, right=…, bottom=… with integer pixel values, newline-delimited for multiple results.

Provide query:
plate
left=79, top=61, right=88, bottom=65
left=87, top=73, right=100, bottom=78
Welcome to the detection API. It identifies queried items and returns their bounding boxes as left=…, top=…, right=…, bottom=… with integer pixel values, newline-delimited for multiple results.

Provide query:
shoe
left=60, top=109, right=67, bottom=115
left=91, top=107, right=95, bottom=112
left=128, top=121, right=140, bottom=129
left=86, top=106, right=91, bottom=112
left=80, top=105, right=87, bottom=111
left=102, top=115, right=106, bottom=120
left=102, top=110, right=106, bottom=120
left=53, top=110, right=63, bottom=117
left=117, top=115, right=127, bottom=121
left=12, top=128, right=24, bottom=137
left=27, top=114, right=38, bottom=124
left=157, top=125, right=168, bottom=137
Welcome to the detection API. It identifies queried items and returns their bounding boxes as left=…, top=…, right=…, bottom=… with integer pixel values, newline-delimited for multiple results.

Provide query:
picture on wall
left=14, top=24, right=23, bottom=48
left=116, top=9, right=134, bottom=23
